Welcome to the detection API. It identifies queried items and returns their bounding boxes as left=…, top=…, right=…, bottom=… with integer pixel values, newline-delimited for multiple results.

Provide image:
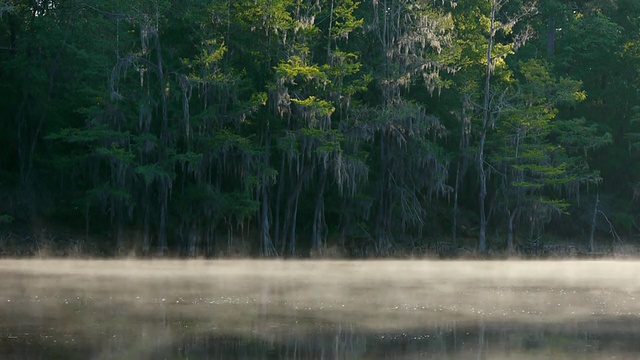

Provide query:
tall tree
left=359, top=0, right=456, bottom=253
left=476, top=0, right=537, bottom=253
left=489, top=59, right=610, bottom=251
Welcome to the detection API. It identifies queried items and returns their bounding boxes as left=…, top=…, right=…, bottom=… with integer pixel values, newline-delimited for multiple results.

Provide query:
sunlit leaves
left=275, top=56, right=328, bottom=85
left=331, top=0, right=364, bottom=40
left=234, top=0, right=294, bottom=38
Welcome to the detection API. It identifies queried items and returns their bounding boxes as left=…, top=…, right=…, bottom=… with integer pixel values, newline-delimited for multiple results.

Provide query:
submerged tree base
left=0, top=225, right=637, bottom=260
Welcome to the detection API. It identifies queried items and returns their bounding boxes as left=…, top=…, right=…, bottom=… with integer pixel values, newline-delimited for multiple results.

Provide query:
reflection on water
left=1, top=260, right=640, bottom=359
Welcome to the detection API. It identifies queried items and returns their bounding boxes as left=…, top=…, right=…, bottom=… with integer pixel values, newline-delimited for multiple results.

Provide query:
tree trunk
left=281, top=204, right=291, bottom=255
left=154, top=11, right=168, bottom=143
left=452, top=95, right=471, bottom=253
left=158, top=183, right=168, bottom=254
left=206, top=225, right=215, bottom=257
left=376, top=134, right=391, bottom=254
left=452, top=156, right=462, bottom=251
left=18, top=14, right=70, bottom=190
left=260, top=131, right=274, bottom=256
left=507, top=210, right=516, bottom=254
left=327, top=0, right=334, bottom=63
left=84, top=198, right=90, bottom=241
left=261, top=184, right=273, bottom=256
left=188, top=222, right=198, bottom=257
left=155, top=13, right=169, bottom=256
left=547, top=14, right=555, bottom=58
left=273, top=153, right=286, bottom=251
left=116, top=202, right=125, bottom=254
left=142, top=201, right=151, bottom=255
left=376, top=187, right=392, bottom=255
left=227, top=219, right=234, bottom=254
left=289, top=191, right=300, bottom=256
left=479, top=1, right=497, bottom=255
left=287, top=169, right=309, bottom=256
left=589, top=192, right=599, bottom=253
left=312, top=169, right=328, bottom=249
left=8, top=12, right=17, bottom=56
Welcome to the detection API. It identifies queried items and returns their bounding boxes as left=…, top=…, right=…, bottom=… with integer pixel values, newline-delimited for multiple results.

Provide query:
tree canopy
left=0, top=0, right=636, bottom=257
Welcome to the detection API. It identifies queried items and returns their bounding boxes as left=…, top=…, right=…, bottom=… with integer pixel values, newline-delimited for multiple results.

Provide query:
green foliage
left=3, top=0, right=640, bottom=257
left=488, top=58, right=608, bottom=237
left=0, top=214, right=14, bottom=227
left=332, top=0, right=364, bottom=40
left=552, top=118, right=612, bottom=154
left=87, top=185, right=131, bottom=203
left=135, top=164, right=172, bottom=186
left=96, top=144, right=135, bottom=164
left=276, top=56, right=329, bottom=85
left=46, top=126, right=128, bottom=144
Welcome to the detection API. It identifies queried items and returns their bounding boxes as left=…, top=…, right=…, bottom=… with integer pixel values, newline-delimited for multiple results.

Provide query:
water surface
left=1, top=260, right=640, bottom=359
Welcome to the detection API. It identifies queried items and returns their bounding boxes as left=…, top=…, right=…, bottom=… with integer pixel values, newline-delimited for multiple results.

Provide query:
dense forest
left=0, top=0, right=638, bottom=257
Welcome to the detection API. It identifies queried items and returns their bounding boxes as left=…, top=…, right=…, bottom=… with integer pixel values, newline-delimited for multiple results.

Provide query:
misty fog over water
left=2, top=260, right=640, bottom=359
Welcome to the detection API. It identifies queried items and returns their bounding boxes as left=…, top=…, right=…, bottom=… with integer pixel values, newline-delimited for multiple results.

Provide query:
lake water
left=1, top=260, right=640, bottom=359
